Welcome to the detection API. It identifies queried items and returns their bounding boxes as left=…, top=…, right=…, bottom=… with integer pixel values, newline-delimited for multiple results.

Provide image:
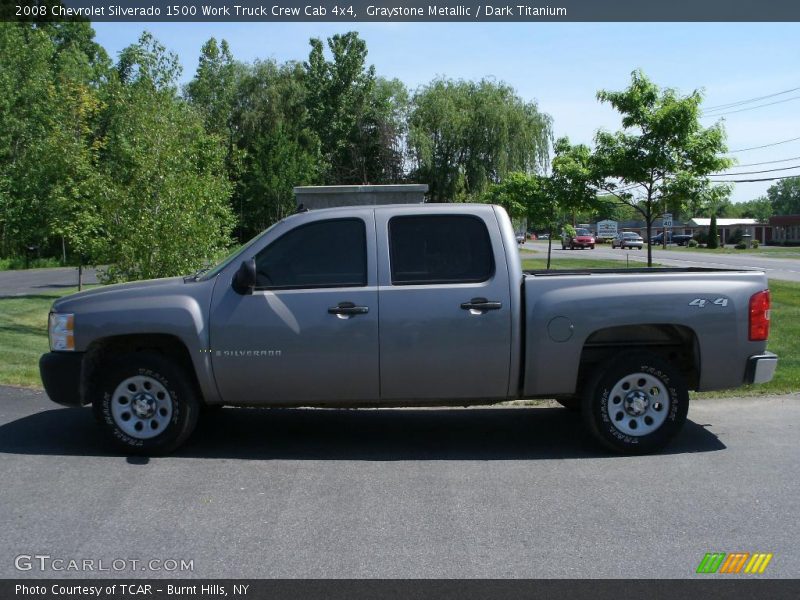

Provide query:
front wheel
left=582, top=352, right=688, bottom=454
left=91, top=352, right=200, bottom=455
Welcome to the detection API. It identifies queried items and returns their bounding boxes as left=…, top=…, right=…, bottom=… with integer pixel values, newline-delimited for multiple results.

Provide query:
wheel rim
left=111, top=375, right=173, bottom=439
left=606, top=372, right=670, bottom=436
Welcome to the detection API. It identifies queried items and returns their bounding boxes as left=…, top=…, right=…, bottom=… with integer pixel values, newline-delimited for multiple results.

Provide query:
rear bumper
left=745, top=352, right=778, bottom=385
left=39, top=352, right=84, bottom=406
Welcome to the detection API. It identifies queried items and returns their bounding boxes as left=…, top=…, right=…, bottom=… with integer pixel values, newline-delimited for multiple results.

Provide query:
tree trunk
left=546, top=228, right=553, bottom=270
left=78, top=262, right=83, bottom=292
left=645, top=212, right=653, bottom=267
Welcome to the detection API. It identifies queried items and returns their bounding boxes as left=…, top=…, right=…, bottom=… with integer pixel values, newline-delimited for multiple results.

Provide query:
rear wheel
left=91, top=352, right=200, bottom=455
left=582, top=352, right=688, bottom=454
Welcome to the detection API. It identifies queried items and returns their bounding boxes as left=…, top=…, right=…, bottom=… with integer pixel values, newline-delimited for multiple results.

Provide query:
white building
left=687, top=218, right=767, bottom=244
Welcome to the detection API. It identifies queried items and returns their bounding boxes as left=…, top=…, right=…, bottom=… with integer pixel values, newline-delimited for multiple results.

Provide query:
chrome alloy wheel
left=111, top=375, right=173, bottom=439
left=607, top=372, right=669, bottom=436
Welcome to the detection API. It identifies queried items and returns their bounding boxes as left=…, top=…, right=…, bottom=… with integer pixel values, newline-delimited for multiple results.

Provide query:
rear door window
left=388, top=215, right=494, bottom=285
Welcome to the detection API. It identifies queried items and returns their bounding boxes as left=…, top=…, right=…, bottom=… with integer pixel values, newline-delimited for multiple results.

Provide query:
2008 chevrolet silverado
left=39, top=204, right=777, bottom=455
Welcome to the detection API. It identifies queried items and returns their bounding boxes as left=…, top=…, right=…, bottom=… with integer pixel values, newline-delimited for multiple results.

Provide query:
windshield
left=623, top=232, right=638, bottom=238
left=197, top=229, right=268, bottom=281
left=576, top=228, right=591, bottom=236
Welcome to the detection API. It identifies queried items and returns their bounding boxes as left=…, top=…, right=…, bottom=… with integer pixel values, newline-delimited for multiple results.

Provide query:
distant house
left=687, top=218, right=769, bottom=244
left=596, top=217, right=774, bottom=244
left=768, top=215, right=800, bottom=245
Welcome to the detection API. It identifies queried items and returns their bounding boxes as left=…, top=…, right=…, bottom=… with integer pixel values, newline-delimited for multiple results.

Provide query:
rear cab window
left=388, top=215, right=495, bottom=285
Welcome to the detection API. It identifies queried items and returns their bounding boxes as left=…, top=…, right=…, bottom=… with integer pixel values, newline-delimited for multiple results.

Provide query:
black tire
left=582, top=352, right=688, bottom=454
left=91, top=352, right=200, bottom=455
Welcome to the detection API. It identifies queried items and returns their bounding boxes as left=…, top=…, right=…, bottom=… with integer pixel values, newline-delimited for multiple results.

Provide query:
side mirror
left=231, top=259, right=256, bottom=295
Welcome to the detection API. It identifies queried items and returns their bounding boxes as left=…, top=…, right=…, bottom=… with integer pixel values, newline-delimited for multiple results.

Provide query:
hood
left=52, top=276, right=188, bottom=313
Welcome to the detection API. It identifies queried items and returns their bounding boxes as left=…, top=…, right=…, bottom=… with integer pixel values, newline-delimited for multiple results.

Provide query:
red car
left=561, top=227, right=595, bottom=250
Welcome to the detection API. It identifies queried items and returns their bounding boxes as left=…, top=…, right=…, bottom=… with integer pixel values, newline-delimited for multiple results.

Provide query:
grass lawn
left=695, top=279, right=799, bottom=397
left=0, top=278, right=797, bottom=397
left=521, top=257, right=654, bottom=270
left=652, top=245, right=800, bottom=258
left=0, top=292, right=63, bottom=387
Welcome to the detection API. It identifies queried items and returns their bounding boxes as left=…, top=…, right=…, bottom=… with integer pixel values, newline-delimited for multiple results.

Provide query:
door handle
left=328, top=302, right=369, bottom=316
left=460, top=297, right=503, bottom=311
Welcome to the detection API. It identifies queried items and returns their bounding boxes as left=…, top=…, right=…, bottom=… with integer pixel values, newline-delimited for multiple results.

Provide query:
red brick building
left=687, top=218, right=770, bottom=244
left=768, top=215, right=800, bottom=245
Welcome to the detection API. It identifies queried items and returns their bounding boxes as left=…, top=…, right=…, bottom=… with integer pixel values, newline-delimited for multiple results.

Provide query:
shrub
left=688, top=239, right=699, bottom=248
left=0, top=256, right=64, bottom=271
left=708, top=215, right=719, bottom=249
left=735, top=242, right=747, bottom=250
left=752, top=239, right=760, bottom=249
left=694, top=230, right=708, bottom=245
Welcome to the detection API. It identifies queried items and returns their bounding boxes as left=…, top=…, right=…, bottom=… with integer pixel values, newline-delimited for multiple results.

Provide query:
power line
left=702, top=94, right=800, bottom=118
left=733, top=155, right=800, bottom=167
left=727, top=136, right=800, bottom=153
left=703, top=85, right=800, bottom=111
left=709, top=164, right=800, bottom=176
left=711, top=174, right=800, bottom=183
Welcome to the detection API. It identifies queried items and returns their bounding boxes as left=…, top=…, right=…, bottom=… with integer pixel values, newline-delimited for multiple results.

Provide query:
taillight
left=749, top=290, right=770, bottom=341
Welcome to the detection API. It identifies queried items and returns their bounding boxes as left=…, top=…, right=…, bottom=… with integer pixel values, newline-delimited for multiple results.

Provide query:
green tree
left=409, top=78, right=551, bottom=202
left=304, top=32, right=404, bottom=185
left=767, top=177, right=800, bottom=215
left=593, top=71, right=733, bottom=266
left=0, top=21, right=108, bottom=261
left=483, top=138, right=597, bottom=268
left=354, top=76, right=409, bottom=184
left=707, top=213, right=719, bottom=249
left=483, top=172, right=555, bottom=267
left=97, top=33, right=234, bottom=282
left=724, top=197, right=773, bottom=222
left=185, top=38, right=245, bottom=180
left=234, top=60, right=321, bottom=235
left=549, top=138, right=600, bottom=223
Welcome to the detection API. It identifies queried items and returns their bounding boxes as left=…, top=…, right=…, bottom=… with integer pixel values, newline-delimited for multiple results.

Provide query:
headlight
left=48, top=313, right=75, bottom=351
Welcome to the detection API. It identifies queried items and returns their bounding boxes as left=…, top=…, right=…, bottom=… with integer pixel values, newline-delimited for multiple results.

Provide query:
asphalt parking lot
left=1, top=386, right=798, bottom=579
left=523, top=241, right=800, bottom=282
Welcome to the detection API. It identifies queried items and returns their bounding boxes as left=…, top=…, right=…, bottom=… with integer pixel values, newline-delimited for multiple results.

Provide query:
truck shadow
left=0, top=406, right=725, bottom=460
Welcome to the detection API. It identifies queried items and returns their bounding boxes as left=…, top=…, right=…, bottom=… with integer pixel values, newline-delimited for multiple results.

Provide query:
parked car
left=516, top=233, right=526, bottom=245
left=561, top=228, right=595, bottom=250
left=649, top=232, right=694, bottom=246
left=40, top=203, right=776, bottom=456
left=539, top=233, right=549, bottom=240
left=612, top=232, right=644, bottom=249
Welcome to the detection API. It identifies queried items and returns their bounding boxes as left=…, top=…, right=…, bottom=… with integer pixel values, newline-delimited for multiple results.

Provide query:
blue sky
left=92, top=22, right=800, bottom=204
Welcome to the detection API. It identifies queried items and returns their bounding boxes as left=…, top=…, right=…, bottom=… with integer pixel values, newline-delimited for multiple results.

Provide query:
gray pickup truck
left=40, top=204, right=777, bottom=455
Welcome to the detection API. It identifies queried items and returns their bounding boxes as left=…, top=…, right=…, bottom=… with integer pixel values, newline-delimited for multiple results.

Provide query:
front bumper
left=39, top=352, right=85, bottom=406
left=745, top=352, right=778, bottom=385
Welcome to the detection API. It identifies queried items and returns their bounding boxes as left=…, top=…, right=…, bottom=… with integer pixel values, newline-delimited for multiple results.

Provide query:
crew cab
left=40, top=204, right=777, bottom=455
